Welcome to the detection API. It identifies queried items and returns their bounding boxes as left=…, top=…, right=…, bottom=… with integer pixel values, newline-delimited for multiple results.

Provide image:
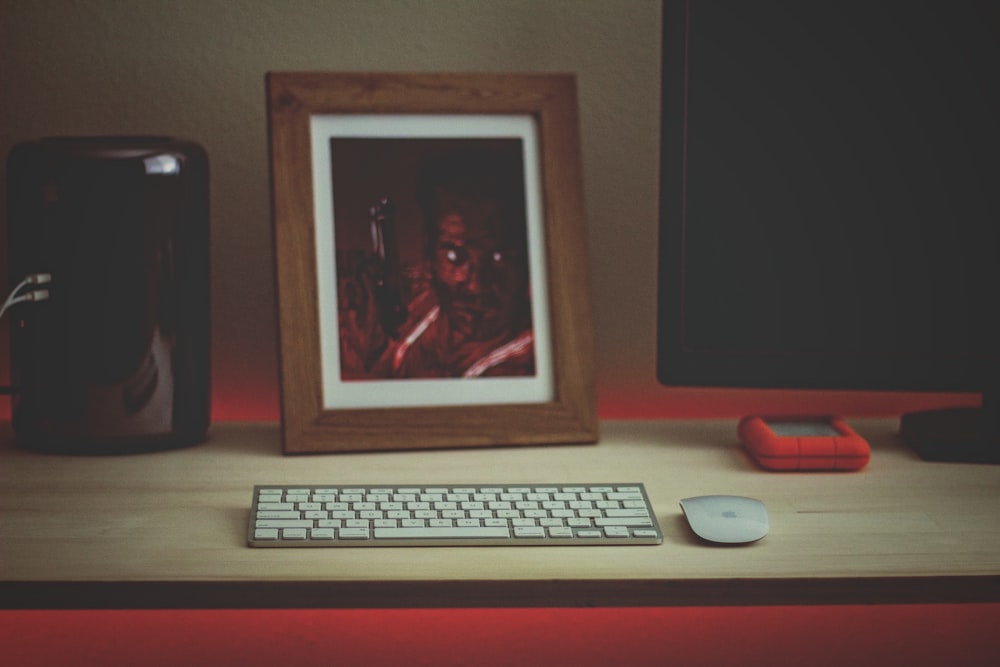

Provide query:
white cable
left=0, top=273, right=52, bottom=321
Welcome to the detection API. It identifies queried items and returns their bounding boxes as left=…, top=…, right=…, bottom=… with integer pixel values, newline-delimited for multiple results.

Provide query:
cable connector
left=26, top=273, right=52, bottom=285
left=23, top=289, right=50, bottom=302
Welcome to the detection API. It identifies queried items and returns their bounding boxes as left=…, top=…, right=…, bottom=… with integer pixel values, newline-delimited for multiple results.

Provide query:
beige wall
left=1, top=0, right=666, bottom=415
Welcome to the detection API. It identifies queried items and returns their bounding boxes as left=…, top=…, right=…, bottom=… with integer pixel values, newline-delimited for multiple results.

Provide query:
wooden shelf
left=2, top=419, right=998, bottom=608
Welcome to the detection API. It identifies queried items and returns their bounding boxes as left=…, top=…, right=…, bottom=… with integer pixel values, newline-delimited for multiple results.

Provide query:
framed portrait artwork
left=267, top=72, right=597, bottom=453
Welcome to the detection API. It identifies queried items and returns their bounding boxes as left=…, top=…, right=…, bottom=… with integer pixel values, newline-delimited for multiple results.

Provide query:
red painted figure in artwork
left=340, top=148, right=535, bottom=380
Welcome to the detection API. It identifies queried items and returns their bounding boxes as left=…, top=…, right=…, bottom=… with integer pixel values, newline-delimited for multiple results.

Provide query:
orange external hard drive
left=738, top=416, right=871, bottom=471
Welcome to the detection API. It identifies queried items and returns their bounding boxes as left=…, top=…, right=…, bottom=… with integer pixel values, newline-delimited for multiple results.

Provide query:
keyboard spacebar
left=374, top=527, right=510, bottom=540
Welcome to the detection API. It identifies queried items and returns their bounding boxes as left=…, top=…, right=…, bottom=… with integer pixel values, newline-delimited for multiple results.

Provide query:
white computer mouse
left=679, top=495, right=769, bottom=544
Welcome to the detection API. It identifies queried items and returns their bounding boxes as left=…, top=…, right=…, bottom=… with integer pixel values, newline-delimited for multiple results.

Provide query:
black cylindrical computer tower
left=6, top=136, right=210, bottom=453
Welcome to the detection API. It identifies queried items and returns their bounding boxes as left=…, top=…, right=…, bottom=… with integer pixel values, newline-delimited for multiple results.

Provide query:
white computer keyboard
left=248, top=483, right=663, bottom=547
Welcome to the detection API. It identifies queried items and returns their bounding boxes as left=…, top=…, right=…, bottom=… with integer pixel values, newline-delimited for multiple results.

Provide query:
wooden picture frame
left=267, top=72, right=597, bottom=453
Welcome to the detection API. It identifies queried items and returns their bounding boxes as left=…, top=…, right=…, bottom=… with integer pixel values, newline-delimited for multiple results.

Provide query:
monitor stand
left=900, top=389, right=999, bottom=464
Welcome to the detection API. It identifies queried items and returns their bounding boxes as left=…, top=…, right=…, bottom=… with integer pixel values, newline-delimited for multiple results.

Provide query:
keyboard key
left=595, top=517, right=654, bottom=527
left=339, top=528, right=370, bottom=539
left=257, top=510, right=301, bottom=519
left=374, top=527, right=510, bottom=540
left=257, top=502, right=295, bottom=511
left=256, top=519, right=313, bottom=529
left=606, top=491, right=643, bottom=501
left=514, top=526, right=546, bottom=539
left=604, top=509, right=650, bottom=518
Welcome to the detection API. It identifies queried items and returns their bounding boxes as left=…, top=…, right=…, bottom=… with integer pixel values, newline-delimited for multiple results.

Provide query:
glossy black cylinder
left=6, top=136, right=210, bottom=453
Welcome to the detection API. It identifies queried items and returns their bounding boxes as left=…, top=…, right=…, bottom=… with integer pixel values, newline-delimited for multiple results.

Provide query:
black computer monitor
left=657, top=0, right=999, bottom=462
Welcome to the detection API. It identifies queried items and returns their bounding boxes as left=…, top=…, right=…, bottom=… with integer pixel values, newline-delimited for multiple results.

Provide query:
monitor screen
left=657, top=0, right=999, bottom=460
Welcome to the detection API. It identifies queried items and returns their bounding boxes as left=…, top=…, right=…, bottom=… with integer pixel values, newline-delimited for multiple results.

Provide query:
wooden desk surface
left=1, top=419, right=998, bottom=609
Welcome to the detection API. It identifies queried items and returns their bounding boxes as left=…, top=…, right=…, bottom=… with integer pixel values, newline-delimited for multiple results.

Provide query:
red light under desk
left=2, top=606, right=998, bottom=667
